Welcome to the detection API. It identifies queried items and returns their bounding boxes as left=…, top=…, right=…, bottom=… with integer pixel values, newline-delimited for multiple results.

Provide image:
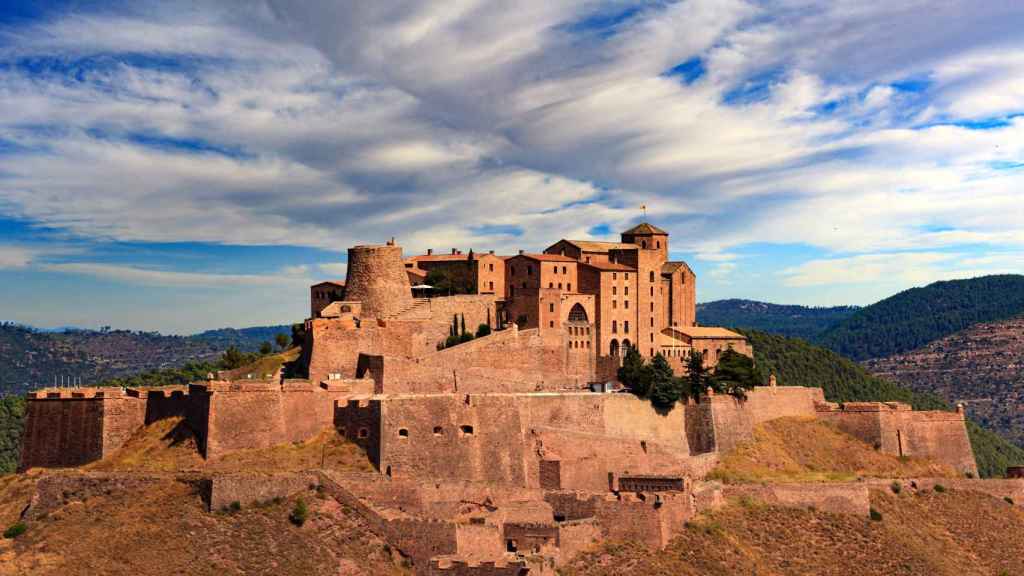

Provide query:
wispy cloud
left=41, top=262, right=312, bottom=288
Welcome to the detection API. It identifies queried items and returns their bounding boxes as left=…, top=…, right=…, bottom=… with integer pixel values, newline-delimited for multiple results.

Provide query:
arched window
left=641, top=240, right=647, bottom=248
left=610, top=339, right=620, bottom=356
left=568, top=303, right=588, bottom=323
left=622, top=339, right=632, bottom=353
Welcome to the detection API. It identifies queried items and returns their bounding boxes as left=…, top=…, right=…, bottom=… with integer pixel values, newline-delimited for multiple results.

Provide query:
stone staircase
left=384, top=298, right=431, bottom=321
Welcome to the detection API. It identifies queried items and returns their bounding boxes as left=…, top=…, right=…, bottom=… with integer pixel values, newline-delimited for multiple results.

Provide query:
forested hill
left=0, top=323, right=291, bottom=397
left=817, top=275, right=1024, bottom=361
left=737, top=329, right=1024, bottom=479
left=696, top=299, right=859, bottom=341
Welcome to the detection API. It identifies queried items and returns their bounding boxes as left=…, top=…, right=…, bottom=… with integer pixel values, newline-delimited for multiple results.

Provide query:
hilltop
left=817, top=275, right=1024, bottom=361
left=696, top=299, right=859, bottom=342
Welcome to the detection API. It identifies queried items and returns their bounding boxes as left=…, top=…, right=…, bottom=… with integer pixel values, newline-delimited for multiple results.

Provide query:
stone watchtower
left=621, top=222, right=669, bottom=357
left=344, top=242, right=413, bottom=319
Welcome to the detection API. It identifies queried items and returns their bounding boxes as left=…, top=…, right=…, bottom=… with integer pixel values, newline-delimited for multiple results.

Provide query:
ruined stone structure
left=17, top=222, right=984, bottom=574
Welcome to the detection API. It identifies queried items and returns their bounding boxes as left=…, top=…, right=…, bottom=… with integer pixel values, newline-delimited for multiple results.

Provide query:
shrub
left=230, top=500, right=241, bottom=511
left=459, top=332, right=474, bottom=344
left=3, top=522, right=27, bottom=539
left=869, top=507, right=883, bottom=522
left=475, top=323, right=491, bottom=338
left=933, top=484, right=946, bottom=493
left=1004, top=496, right=1014, bottom=505
left=290, top=498, right=308, bottom=526
left=890, top=481, right=902, bottom=494
left=259, top=342, right=273, bottom=355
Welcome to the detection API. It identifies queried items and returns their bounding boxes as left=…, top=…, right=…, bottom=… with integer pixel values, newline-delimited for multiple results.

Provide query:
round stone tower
left=344, top=243, right=413, bottom=319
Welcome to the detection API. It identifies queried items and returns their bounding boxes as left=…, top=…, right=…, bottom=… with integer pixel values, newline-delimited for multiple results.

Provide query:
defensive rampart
left=18, top=388, right=146, bottom=470
left=816, top=401, right=978, bottom=477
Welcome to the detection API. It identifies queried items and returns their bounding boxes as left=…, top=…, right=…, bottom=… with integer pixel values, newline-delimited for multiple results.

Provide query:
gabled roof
left=622, top=222, right=667, bottom=235
left=557, top=239, right=636, bottom=253
left=583, top=261, right=635, bottom=272
left=511, top=253, right=578, bottom=262
left=406, top=252, right=506, bottom=264
left=661, top=261, right=694, bottom=275
left=312, top=280, right=345, bottom=287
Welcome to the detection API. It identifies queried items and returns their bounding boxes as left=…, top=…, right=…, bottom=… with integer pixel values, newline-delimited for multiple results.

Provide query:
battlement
left=27, top=387, right=128, bottom=400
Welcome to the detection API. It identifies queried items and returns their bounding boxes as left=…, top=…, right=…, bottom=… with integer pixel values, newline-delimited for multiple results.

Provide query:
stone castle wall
left=19, top=389, right=146, bottom=470
left=817, top=402, right=978, bottom=477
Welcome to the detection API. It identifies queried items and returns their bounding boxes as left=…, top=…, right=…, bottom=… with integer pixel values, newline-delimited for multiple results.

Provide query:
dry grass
left=0, top=477, right=409, bottom=576
left=219, top=347, right=302, bottom=380
left=708, top=417, right=957, bottom=484
left=87, top=417, right=375, bottom=474
left=562, top=486, right=1024, bottom=576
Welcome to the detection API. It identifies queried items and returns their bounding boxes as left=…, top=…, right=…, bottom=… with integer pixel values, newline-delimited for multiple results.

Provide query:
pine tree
left=685, top=350, right=712, bottom=401
left=618, top=347, right=651, bottom=396
left=712, top=348, right=759, bottom=399
left=648, top=354, right=681, bottom=408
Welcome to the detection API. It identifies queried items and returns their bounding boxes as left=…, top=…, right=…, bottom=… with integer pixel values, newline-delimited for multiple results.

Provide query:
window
left=398, top=428, right=409, bottom=438
left=624, top=321, right=629, bottom=333
left=460, top=425, right=475, bottom=436
left=489, top=281, right=494, bottom=290
left=358, top=428, right=369, bottom=439
left=549, top=320, right=554, bottom=328
left=433, top=426, right=443, bottom=436
left=650, top=302, right=654, bottom=312
left=641, top=240, right=647, bottom=248
left=650, top=333, right=654, bottom=341
left=558, top=283, right=562, bottom=290
left=586, top=257, right=591, bottom=263
left=567, top=283, right=572, bottom=291
left=650, top=318, right=654, bottom=327
left=613, top=286, right=617, bottom=295
left=656, top=241, right=661, bottom=249
left=624, top=287, right=629, bottom=295
left=549, top=303, right=555, bottom=313
left=549, top=282, right=554, bottom=288
left=625, top=273, right=629, bottom=280
left=613, top=300, right=617, bottom=309
left=613, top=272, right=617, bottom=280
left=625, top=300, right=629, bottom=309
left=562, top=266, right=567, bottom=274
left=612, top=320, right=618, bottom=333
left=650, top=271, right=655, bottom=282
left=489, top=263, right=494, bottom=271
left=650, top=287, right=654, bottom=296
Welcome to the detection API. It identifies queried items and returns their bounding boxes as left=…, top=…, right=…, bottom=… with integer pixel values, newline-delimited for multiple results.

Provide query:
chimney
left=427, top=248, right=433, bottom=255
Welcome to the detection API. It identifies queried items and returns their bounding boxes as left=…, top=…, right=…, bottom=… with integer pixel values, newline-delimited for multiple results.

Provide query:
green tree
left=618, top=347, right=651, bottom=397
left=475, top=323, right=491, bottom=338
left=684, top=350, right=712, bottom=401
left=290, top=323, right=306, bottom=348
left=460, top=314, right=467, bottom=336
left=648, top=354, right=682, bottom=408
left=259, top=342, right=273, bottom=355
left=220, top=346, right=247, bottom=370
left=275, top=333, right=290, bottom=351
left=712, top=348, right=759, bottom=399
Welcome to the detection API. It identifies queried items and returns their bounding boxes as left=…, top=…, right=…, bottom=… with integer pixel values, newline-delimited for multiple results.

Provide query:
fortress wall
left=205, top=388, right=286, bottom=458
left=139, top=388, right=190, bottom=424
left=816, top=403, right=978, bottom=477
left=307, top=319, right=449, bottom=384
left=426, top=295, right=497, bottom=331
left=593, top=492, right=694, bottom=549
left=722, top=483, right=870, bottom=516
left=378, top=395, right=529, bottom=485
left=456, top=523, right=505, bottom=560
left=376, top=328, right=596, bottom=395
left=207, top=472, right=318, bottom=511
left=702, top=387, right=824, bottom=453
left=335, top=398, right=384, bottom=469
left=897, top=411, right=978, bottom=476
left=557, top=519, right=602, bottom=563
left=870, top=478, right=1024, bottom=504
left=426, top=559, right=529, bottom=576
left=19, top=391, right=147, bottom=470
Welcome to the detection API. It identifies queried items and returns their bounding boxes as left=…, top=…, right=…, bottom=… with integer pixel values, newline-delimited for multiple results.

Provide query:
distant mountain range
left=696, top=299, right=859, bottom=342
left=0, top=323, right=293, bottom=397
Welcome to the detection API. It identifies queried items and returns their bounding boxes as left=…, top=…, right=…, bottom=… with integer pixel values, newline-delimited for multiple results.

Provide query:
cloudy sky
left=0, top=1, right=1022, bottom=333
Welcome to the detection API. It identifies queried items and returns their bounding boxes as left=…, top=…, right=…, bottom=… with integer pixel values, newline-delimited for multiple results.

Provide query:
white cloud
left=42, top=262, right=312, bottom=288
left=0, top=245, right=35, bottom=269
left=317, top=262, right=348, bottom=278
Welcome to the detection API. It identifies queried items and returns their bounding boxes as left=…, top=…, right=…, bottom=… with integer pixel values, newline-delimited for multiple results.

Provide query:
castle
left=17, top=223, right=983, bottom=575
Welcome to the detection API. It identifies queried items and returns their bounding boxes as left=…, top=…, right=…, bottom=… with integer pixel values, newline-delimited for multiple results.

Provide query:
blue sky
left=0, top=1, right=1022, bottom=333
